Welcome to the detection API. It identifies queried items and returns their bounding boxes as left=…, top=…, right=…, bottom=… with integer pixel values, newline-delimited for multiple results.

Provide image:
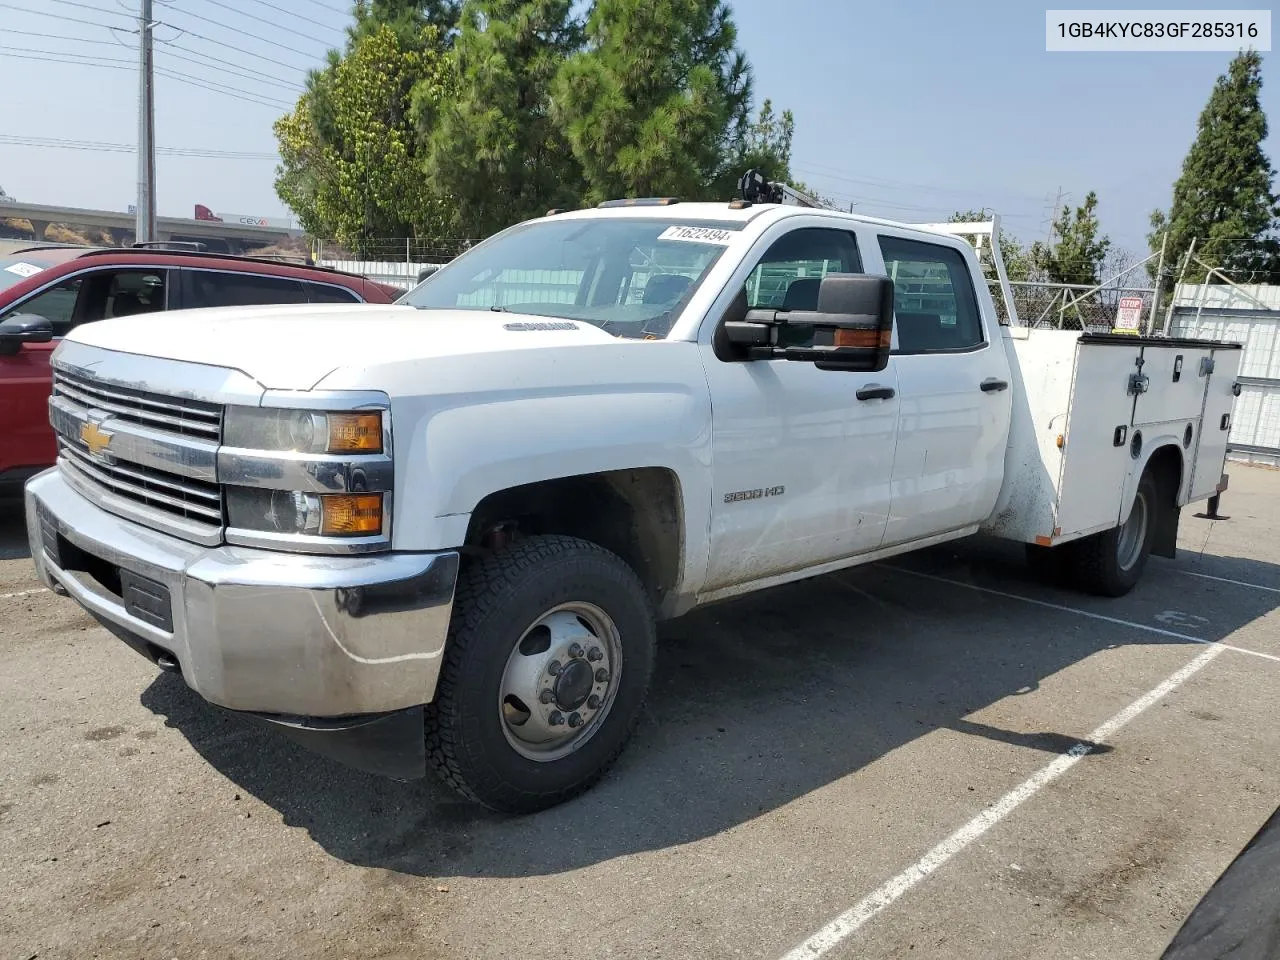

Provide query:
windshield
left=0, top=252, right=71, bottom=294
left=399, top=217, right=740, bottom=339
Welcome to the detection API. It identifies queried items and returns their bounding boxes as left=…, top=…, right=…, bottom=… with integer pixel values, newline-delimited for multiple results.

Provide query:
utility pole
left=135, top=0, right=156, bottom=244
left=1043, top=186, right=1064, bottom=247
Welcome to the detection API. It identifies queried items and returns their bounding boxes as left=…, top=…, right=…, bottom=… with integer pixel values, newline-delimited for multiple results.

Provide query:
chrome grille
left=58, top=441, right=224, bottom=525
left=51, top=366, right=226, bottom=543
left=53, top=369, right=222, bottom=440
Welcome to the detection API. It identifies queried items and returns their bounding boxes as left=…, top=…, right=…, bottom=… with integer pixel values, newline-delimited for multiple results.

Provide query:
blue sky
left=0, top=0, right=1274, bottom=258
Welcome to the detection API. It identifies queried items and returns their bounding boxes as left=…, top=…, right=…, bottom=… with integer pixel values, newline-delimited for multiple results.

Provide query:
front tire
left=1071, top=470, right=1159, bottom=597
left=424, top=535, right=656, bottom=813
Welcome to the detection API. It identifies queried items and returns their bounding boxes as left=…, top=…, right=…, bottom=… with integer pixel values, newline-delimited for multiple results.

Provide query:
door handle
left=856, top=384, right=896, bottom=401
left=980, top=378, right=1009, bottom=393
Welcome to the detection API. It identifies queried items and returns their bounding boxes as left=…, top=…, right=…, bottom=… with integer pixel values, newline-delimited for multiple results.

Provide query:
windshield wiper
left=489, top=305, right=510, bottom=313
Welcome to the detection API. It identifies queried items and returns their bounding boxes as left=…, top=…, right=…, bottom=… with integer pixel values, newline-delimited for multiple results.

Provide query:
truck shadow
left=0, top=497, right=31, bottom=561
left=139, top=537, right=1280, bottom=880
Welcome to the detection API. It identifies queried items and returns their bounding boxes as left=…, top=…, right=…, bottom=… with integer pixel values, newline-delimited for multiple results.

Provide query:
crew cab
left=0, top=244, right=402, bottom=490
left=23, top=183, right=1241, bottom=813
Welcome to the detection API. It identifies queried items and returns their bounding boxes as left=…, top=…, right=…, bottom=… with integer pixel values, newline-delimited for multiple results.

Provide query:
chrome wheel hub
left=499, top=602, right=621, bottom=762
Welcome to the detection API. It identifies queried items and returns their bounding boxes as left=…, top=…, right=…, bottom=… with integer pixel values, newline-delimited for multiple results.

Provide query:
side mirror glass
left=0, top=313, right=54, bottom=356
left=722, top=274, right=895, bottom=372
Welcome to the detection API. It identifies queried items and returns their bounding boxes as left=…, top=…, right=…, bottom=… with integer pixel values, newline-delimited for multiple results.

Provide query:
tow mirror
left=0, top=313, right=54, bottom=356
left=723, top=274, right=894, bottom=372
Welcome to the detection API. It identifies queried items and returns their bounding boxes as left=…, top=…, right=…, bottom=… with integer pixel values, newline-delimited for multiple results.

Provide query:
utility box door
left=1190, top=345, right=1244, bottom=500
left=1055, top=340, right=1142, bottom=539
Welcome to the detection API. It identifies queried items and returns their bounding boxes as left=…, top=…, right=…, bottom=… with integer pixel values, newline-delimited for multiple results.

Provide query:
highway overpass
left=0, top=200, right=303, bottom=252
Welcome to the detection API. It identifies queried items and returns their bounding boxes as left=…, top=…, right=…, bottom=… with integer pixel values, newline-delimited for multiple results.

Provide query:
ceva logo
left=237, top=216, right=269, bottom=226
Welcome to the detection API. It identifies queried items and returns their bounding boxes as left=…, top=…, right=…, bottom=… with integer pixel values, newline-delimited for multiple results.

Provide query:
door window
left=744, top=228, right=863, bottom=311
left=304, top=282, right=361, bottom=303
left=103, top=271, right=166, bottom=319
left=183, top=270, right=309, bottom=308
left=0, top=277, right=83, bottom=336
left=878, top=236, right=984, bottom=353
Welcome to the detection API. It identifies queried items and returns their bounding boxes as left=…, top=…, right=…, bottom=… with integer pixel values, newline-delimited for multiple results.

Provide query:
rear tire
left=1071, top=470, right=1159, bottom=597
left=424, top=535, right=656, bottom=814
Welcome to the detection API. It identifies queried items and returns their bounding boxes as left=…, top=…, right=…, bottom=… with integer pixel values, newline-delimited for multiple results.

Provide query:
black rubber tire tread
left=423, top=534, right=655, bottom=814
left=1071, top=471, right=1159, bottom=598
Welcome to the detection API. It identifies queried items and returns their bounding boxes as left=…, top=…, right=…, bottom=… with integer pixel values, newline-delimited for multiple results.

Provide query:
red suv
left=0, top=244, right=404, bottom=490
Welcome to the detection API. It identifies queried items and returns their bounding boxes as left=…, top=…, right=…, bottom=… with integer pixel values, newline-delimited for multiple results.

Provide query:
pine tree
left=552, top=0, right=750, bottom=203
left=426, top=0, right=583, bottom=237
left=1033, top=192, right=1110, bottom=286
left=1148, top=51, right=1280, bottom=286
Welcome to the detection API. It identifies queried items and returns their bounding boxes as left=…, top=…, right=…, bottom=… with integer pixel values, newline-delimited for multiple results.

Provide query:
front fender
left=382, top=342, right=714, bottom=574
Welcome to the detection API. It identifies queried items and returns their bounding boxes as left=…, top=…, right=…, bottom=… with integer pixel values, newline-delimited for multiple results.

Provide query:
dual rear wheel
left=1025, top=470, right=1160, bottom=597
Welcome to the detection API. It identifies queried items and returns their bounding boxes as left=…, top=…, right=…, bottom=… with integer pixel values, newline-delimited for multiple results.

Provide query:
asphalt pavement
left=3, top=465, right=1280, bottom=960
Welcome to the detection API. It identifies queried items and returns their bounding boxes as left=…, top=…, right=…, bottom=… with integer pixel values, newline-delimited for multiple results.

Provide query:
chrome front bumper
left=25, top=468, right=459, bottom=720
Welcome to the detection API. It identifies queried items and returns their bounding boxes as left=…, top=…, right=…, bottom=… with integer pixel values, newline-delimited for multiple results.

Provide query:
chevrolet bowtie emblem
left=81, top=421, right=114, bottom=457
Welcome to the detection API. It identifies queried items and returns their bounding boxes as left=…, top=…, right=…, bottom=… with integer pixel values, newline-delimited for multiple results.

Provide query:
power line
left=2, top=51, right=292, bottom=109
left=45, top=0, right=135, bottom=21
left=153, top=1, right=327, bottom=61
left=5, top=28, right=304, bottom=92
left=297, top=0, right=351, bottom=14
left=245, top=0, right=346, bottom=31
left=0, top=2, right=129, bottom=32
left=205, top=0, right=338, bottom=47
left=155, top=65, right=293, bottom=109
left=0, top=133, right=276, bottom=160
left=155, top=44, right=304, bottom=92
left=151, top=19, right=315, bottom=73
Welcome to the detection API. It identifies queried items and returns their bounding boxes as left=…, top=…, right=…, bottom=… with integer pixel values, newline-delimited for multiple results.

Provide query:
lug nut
left=568, top=642, right=584, bottom=659
left=539, top=689, right=555, bottom=704
left=587, top=646, right=603, bottom=662
left=595, top=668, right=610, bottom=683
left=549, top=711, right=565, bottom=726
left=547, top=660, right=562, bottom=676
left=567, top=712, right=583, bottom=728
left=587, top=694, right=601, bottom=709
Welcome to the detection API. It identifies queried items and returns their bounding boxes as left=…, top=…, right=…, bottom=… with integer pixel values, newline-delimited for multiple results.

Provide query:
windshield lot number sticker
left=4, top=262, right=42, bottom=278
left=658, top=226, right=734, bottom=245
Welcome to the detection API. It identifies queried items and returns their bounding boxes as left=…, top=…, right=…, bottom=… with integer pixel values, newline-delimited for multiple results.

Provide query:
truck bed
left=984, top=327, right=1242, bottom=547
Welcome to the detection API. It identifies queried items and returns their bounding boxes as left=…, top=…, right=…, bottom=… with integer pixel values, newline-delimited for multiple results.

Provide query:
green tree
left=553, top=0, right=751, bottom=203
left=1031, top=191, right=1110, bottom=285
left=348, top=0, right=461, bottom=43
left=273, top=22, right=454, bottom=252
left=1148, top=51, right=1280, bottom=287
left=427, top=0, right=583, bottom=237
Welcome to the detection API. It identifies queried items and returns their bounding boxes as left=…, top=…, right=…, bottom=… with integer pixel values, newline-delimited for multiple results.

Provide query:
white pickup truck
left=24, top=176, right=1241, bottom=812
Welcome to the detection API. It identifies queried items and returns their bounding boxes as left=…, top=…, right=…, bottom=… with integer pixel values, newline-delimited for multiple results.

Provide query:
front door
left=700, top=225, right=901, bottom=592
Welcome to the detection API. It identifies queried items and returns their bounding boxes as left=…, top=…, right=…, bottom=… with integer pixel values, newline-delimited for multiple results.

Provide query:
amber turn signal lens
left=833, top=328, right=889, bottom=348
left=327, top=412, right=383, bottom=453
left=319, top=493, right=383, bottom=536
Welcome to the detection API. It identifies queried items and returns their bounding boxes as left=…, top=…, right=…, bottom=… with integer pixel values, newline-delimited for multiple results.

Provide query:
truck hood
left=65, top=303, right=622, bottom=390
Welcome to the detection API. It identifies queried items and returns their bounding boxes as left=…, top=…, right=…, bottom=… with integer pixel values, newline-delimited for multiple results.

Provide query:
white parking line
left=1178, top=569, right=1280, bottom=595
left=880, top=567, right=1280, bottom=665
left=778, top=643, right=1225, bottom=960
left=0, top=588, right=47, bottom=600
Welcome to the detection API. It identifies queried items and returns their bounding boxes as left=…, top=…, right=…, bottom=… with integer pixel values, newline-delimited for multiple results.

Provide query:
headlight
left=227, top=488, right=383, bottom=537
left=225, top=407, right=383, bottom=454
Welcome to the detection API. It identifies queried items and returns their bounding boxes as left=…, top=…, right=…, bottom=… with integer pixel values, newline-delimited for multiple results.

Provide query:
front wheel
left=1071, top=470, right=1159, bottom=597
left=424, top=535, right=656, bottom=813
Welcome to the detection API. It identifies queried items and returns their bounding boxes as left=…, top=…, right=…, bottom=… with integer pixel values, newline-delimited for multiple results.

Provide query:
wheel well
left=463, top=469, right=684, bottom=609
left=1144, top=444, right=1184, bottom=559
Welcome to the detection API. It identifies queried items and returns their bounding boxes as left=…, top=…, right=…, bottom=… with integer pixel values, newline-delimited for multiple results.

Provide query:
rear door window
left=181, top=270, right=309, bottom=308
left=304, top=282, right=361, bottom=304
left=878, top=235, right=985, bottom=353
